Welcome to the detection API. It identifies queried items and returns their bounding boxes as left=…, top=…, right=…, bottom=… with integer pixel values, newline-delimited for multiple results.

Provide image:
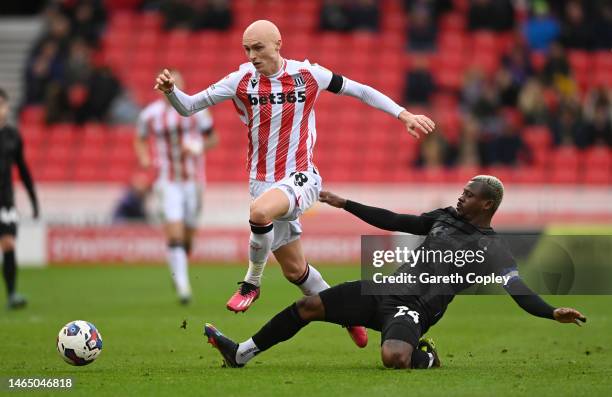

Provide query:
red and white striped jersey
left=203, top=59, right=334, bottom=182
left=137, top=99, right=214, bottom=182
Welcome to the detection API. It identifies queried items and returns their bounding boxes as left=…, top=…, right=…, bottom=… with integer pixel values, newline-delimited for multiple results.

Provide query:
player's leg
left=380, top=300, right=440, bottom=369
left=246, top=187, right=289, bottom=283
left=272, top=239, right=329, bottom=294
left=206, top=281, right=379, bottom=367
left=227, top=187, right=290, bottom=312
left=1, top=229, right=26, bottom=309
left=273, top=238, right=369, bottom=347
left=160, top=182, right=191, bottom=303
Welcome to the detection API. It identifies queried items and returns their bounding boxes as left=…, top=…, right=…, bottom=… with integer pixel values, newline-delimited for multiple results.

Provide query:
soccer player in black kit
left=0, top=88, right=39, bottom=309
left=204, top=175, right=586, bottom=369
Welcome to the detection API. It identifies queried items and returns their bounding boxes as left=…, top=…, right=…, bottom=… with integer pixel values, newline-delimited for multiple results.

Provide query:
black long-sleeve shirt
left=344, top=200, right=555, bottom=321
left=0, top=125, right=38, bottom=213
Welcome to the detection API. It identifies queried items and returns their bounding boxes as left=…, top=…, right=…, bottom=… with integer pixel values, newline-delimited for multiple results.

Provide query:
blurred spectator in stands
left=454, top=115, right=483, bottom=167
left=112, top=173, right=151, bottom=224
left=46, top=39, right=123, bottom=124
left=320, top=0, right=351, bottom=31
left=407, top=4, right=437, bottom=51
left=503, top=41, right=533, bottom=83
left=518, top=78, right=549, bottom=125
left=542, top=41, right=571, bottom=86
left=68, top=0, right=107, bottom=46
left=347, top=0, right=379, bottom=32
left=23, top=39, right=63, bottom=105
left=559, top=0, right=594, bottom=50
left=583, top=102, right=612, bottom=147
left=550, top=98, right=588, bottom=148
left=160, top=0, right=194, bottom=30
left=404, top=56, right=435, bottom=105
left=461, top=68, right=486, bottom=113
left=32, top=7, right=72, bottom=58
left=402, top=0, right=452, bottom=21
left=468, top=0, right=514, bottom=32
left=489, top=118, right=529, bottom=166
left=416, top=133, right=452, bottom=168
left=192, top=0, right=232, bottom=30
left=522, top=0, right=560, bottom=51
left=495, top=68, right=519, bottom=108
left=593, top=1, right=612, bottom=50
left=583, top=88, right=612, bottom=147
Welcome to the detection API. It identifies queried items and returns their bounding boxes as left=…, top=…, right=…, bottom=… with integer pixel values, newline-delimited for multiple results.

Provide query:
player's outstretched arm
left=505, top=278, right=586, bottom=325
left=319, top=191, right=433, bottom=234
left=336, top=76, right=435, bottom=138
left=154, top=68, right=236, bottom=116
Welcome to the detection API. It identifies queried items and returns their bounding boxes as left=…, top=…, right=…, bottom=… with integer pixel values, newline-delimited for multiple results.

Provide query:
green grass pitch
left=1, top=265, right=611, bottom=396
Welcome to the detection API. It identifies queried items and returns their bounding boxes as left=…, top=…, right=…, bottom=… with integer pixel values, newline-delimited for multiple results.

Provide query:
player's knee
left=381, top=346, right=411, bottom=369
left=0, top=237, right=15, bottom=252
left=295, top=295, right=324, bottom=321
left=282, top=263, right=306, bottom=283
left=249, top=202, right=272, bottom=225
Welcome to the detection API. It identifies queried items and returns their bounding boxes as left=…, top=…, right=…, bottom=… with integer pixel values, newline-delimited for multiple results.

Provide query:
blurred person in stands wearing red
left=154, top=20, right=435, bottom=348
left=0, top=88, right=39, bottom=310
left=136, top=70, right=218, bottom=305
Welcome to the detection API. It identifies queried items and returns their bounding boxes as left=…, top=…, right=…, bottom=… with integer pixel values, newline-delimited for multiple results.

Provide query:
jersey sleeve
left=344, top=201, right=437, bottom=234
left=195, top=109, right=214, bottom=135
left=306, top=62, right=335, bottom=91
left=165, top=70, right=242, bottom=116
left=485, top=236, right=520, bottom=281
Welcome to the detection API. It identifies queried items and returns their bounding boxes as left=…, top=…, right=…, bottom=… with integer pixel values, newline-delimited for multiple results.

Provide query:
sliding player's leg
left=206, top=281, right=379, bottom=367
left=274, top=239, right=368, bottom=347
left=379, top=297, right=440, bottom=369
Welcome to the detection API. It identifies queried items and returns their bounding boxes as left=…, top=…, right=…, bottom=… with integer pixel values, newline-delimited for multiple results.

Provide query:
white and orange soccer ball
left=56, top=320, right=103, bottom=366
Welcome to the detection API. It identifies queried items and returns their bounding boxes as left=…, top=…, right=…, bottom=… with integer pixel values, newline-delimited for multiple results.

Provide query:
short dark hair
left=0, top=88, right=7, bottom=101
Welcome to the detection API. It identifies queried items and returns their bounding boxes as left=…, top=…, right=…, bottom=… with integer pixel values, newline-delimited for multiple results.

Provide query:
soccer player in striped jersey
left=137, top=71, right=219, bottom=304
left=155, top=20, right=435, bottom=347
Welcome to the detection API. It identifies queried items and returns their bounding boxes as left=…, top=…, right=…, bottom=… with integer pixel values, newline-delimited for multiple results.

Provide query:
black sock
left=3, top=250, right=16, bottom=297
left=411, top=348, right=432, bottom=369
left=252, top=303, right=309, bottom=351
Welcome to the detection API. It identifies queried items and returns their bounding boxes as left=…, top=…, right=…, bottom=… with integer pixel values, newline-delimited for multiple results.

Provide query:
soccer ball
left=56, top=320, right=103, bottom=366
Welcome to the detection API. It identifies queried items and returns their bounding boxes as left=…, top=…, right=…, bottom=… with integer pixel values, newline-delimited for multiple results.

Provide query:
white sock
left=295, top=264, right=330, bottom=296
left=427, top=353, right=434, bottom=368
left=236, top=338, right=260, bottom=365
left=167, top=245, right=190, bottom=297
left=246, top=223, right=274, bottom=287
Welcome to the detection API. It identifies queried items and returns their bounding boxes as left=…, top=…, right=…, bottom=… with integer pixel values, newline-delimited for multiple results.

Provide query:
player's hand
left=553, top=307, right=587, bottom=326
left=154, top=69, right=175, bottom=94
left=398, top=110, right=435, bottom=139
left=319, top=191, right=347, bottom=208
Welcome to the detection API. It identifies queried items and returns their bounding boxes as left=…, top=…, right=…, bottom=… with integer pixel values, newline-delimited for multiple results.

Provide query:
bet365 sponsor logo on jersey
left=247, top=91, right=306, bottom=106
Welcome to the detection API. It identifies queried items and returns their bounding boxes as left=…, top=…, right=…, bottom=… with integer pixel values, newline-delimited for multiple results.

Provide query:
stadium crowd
left=18, top=0, right=612, bottom=173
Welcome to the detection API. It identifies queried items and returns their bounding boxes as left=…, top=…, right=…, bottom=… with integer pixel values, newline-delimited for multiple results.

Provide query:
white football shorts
left=249, top=171, right=323, bottom=251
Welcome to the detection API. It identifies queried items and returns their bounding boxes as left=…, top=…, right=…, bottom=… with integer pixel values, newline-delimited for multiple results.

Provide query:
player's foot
left=204, top=323, right=243, bottom=368
left=7, top=293, right=27, bottom=310
left=417, top=337, right=441, bottom=368
left=179, top=295, right=191, bottom=306
left=226, top=281, right=260, bottom=313
left=345, top=326, right=368, bottom=348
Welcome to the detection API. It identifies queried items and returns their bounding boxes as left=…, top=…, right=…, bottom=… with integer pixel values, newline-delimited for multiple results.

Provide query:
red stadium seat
left=512, top=166, right=545, bottom=184
left=583, top=146, right=611, bottom=170
left=522, top=126, right=552, bottom=150
left=20, top=106, right=45, bottom=126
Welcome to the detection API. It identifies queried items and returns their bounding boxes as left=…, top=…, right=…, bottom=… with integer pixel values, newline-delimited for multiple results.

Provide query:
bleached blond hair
left=471, top=175, right=504, bottom=212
